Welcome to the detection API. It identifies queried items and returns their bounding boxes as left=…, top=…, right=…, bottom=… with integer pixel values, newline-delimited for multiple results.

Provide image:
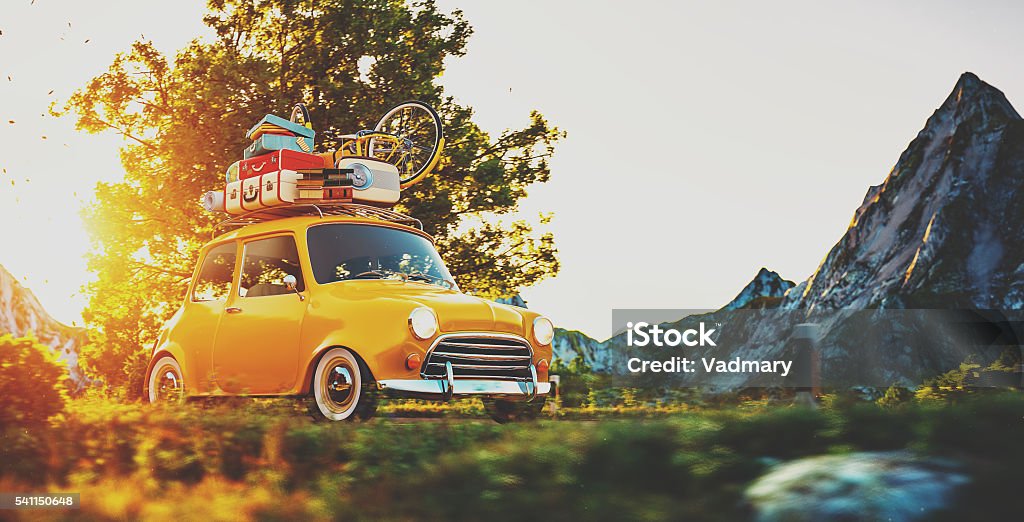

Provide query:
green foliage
left=550, top=355, right=597, bottom=407
left=877, top=383, right=915, bottom=408
left=838, top=403, right=918, bottom=450
left=921, top=394, right=1024, bottom=522
left=713, top=407, right=830, bottom=459
left=59, top=0, right=563, bottom=395
left=4, top=394, right=1024, bottom=520
left=0, top=334, right=69, bottom=429
left=916, top=355, right=1019, bottom=402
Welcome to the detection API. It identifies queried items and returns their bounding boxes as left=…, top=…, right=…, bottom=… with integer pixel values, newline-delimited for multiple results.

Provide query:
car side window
left=239, top=235, right=305, bottom=298
left=193, top=242, right=237, bottom=302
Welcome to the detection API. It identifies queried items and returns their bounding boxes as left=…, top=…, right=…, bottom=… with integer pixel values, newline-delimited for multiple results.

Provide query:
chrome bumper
left=379, top=362, right=550, bottom=401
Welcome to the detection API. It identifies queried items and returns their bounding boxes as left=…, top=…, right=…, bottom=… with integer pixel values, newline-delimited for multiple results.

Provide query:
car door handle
left=226, top=307, right=243, bottom=314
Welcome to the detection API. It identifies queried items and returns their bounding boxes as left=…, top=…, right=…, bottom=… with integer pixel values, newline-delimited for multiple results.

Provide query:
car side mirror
left=282, top=274, right=305, bottom=301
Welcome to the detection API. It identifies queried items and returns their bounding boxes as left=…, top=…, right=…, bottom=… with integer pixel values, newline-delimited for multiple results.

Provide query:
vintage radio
left=336, top=157, right=400, bottom=206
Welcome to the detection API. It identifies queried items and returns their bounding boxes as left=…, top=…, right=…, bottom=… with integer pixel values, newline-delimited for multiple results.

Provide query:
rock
left=745, top=451, right=969, bottom=522
left=0, top=264, right=89, bottom=392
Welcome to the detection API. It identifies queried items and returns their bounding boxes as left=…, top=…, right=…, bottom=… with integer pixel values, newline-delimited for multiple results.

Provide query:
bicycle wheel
left=371, top=101, right=444, bottom=188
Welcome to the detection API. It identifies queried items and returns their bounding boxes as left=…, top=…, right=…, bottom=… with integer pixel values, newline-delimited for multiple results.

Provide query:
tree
left=59, top=0, right=563, bottom=396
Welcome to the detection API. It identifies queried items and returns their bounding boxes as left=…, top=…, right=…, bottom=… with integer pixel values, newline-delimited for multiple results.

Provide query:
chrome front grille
left=421, top=335, right=534, bottom=381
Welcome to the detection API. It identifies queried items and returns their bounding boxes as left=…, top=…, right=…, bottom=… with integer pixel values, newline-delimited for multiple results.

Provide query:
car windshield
left=306, top=223, right=456, bottom=289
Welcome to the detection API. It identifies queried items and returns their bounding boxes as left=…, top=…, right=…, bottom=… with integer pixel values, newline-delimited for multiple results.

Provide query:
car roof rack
left=213, top=203, right=423, bottom=237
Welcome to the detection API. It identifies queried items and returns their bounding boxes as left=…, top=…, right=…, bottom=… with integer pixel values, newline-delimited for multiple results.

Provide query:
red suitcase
left=238, top=149, right=326, bottom=180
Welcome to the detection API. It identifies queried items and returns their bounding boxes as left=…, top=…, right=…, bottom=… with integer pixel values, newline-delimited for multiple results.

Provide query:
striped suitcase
left=243, top=133, right=315, bottom=159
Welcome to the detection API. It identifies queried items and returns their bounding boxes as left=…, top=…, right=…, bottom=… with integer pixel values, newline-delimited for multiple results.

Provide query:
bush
left=550, top=356, right=598, bottom=407
left=713, top=407, right=830, bottom=459
left=839, top=403, right=917, bottom=450
left=877, top=384, right=915, bottom=408
left=0, top=334, right=69, bottom=429
left=78, top=337, right=149, bottom=401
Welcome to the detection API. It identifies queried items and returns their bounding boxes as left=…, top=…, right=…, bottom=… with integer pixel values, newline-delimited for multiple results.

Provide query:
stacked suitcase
left=203, top=105, right=401, bottom=216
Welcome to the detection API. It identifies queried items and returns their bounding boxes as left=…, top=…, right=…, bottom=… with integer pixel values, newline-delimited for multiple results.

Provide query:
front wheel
left=309, top=348, right=378, bottom=421
left=147, top=356, right=185, bottom=404
left=484, top=397, right=547, bottom=423
left=372, top=100, right=444, bottom=189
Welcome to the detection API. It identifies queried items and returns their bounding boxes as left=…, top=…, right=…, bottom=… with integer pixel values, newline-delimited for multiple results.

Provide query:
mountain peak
left=783, top=73, right=1024, bottom=312
left=722, top=268, right=795, bottom=311
left=934, top=71, right=1021, bottom=126
left=954, top=71, right=982, bottom=89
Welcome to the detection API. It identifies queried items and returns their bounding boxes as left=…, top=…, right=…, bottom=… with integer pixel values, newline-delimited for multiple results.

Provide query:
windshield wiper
left=350, top=270, right=389, bottom=280
left=406, top=271, right=457, bottom=290
left=349, top=268, right=455, bottom=289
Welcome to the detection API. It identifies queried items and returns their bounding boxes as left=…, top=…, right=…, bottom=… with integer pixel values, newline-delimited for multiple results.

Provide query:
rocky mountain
left=551, top=328, right=615, bottom=371
left=782, top=72, right=1024, bottom=312
left=554, top=72, right=1024, bottom=385
left=723, top=268, right=795, bottom=311
left=0, top=264, right=89, bottom=391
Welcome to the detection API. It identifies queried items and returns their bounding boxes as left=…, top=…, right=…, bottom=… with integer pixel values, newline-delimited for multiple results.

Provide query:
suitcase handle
left=243, top=185, right=259, bottom=203
left=290, top=103, right=312, bottom=130
left=250, top=161, right=267, bottom=173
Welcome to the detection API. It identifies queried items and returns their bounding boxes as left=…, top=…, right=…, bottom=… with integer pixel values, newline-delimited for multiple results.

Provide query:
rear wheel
left=148, top=356, right=185, bottom=404
left=309, top=348, right=378, bottom=421
left=484, top=397, right=547, bottom=423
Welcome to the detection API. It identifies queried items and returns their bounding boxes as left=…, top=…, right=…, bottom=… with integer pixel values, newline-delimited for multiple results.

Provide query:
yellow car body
left=144, top=213, right=552, bottom=413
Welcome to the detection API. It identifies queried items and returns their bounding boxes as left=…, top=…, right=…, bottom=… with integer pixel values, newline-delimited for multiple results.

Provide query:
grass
left=1, top=392, right=1022, bottom=521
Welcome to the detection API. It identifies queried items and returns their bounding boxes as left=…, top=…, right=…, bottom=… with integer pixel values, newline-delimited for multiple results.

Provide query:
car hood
left=319, top=280, right=528, bottom=335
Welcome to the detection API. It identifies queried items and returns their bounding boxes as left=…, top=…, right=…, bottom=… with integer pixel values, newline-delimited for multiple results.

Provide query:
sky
left=2, top=1, right=1023, bottom=339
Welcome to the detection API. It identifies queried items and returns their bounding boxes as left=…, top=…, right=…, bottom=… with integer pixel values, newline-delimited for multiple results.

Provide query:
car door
left=181, top=241, right=238, bottom=394
left=212, top=234, right=307, bottom=394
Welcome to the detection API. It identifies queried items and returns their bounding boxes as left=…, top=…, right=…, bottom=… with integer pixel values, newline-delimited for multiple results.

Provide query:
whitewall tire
left=311, top=347, right=377, bottom=421
left=148, top=356, right=184, bottom=404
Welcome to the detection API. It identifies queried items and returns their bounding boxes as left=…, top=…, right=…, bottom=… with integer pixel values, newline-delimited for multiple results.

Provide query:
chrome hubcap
left=156, top=366, right=182, bottom=401
left=321, top=358, right=357, bottom=413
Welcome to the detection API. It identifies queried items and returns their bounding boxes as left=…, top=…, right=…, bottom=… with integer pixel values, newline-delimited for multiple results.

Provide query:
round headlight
left=533, top=317, right=554, bottom=345
left=409, top=307, right=438, bottom=340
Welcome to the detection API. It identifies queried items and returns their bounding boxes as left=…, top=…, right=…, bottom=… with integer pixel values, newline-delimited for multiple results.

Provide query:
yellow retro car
left=144, top=205, right=553, bottom=422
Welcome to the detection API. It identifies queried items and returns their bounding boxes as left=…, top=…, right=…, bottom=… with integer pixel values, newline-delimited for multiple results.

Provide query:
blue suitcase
left=243, top=133, right=315, bottom=159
